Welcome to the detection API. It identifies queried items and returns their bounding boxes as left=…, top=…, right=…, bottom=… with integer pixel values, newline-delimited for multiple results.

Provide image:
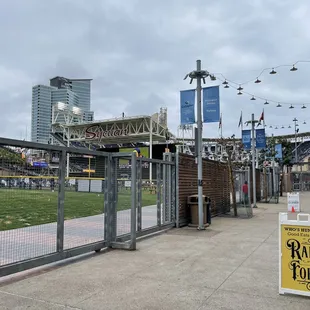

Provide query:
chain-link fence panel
left=63, top=150, right=106, bottom=249
left=0, top=145, right=60, bottom=266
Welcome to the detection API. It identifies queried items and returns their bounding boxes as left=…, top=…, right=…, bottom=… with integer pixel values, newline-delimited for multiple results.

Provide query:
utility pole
left=246, top=114, right=258, bottom=208
left=271, top=134, right=277, bottom=197
left=293, top=118, right=298, bottom=163
left=184, top=60, right=212, bottom=230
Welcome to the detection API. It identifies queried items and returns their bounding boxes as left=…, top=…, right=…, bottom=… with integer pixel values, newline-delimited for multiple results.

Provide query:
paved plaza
left=1, top=194, right=310, bottom=309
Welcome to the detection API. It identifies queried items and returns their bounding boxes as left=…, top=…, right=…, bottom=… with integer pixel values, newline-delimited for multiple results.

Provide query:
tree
left=261, top=136, right=292, bottom=170
left=0, top=147, right=26, bottom=164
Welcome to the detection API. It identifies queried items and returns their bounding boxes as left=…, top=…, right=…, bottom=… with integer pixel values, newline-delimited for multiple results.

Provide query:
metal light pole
left=184, top=60, right=211, bottom=230
left=246, top=114, right=258, bottom=208
left=196, top=61, right=204, bottom=230
left=293, top=118, right=298, bottom=163
left=271, top=134, right=277, bottom=196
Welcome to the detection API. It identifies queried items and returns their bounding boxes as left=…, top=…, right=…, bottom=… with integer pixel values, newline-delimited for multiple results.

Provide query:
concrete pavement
left=1, top=194, right=310, bottom=309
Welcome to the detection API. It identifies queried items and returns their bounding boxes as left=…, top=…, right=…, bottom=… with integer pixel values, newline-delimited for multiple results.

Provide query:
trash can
left=187, top=195, right=211, bottom=227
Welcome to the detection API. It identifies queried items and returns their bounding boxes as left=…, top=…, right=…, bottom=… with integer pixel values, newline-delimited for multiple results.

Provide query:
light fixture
left=276, top=103, right=282, bottom=107
left=303, top=121, right=307, bottom=125
left=250, top=96, right=256, bottom=100
left=302, top=105, right=306, bottom=109
left=270, top=68, right=277, bottom=74
left=56, top=101, right=67, bottom=111
left=237, top=85, right=243, bottom=91
left=264, top=100, right=269, bottom=105
left=290, top=65, right=298, bottom=72
left=210, top=75, right=216, bottom=81
left=281, top=126, right=284, bottom=129
left=269, top=125, right=273, bottom=128
left=288, top=125, right=291, bottom=128
left=72, top=106, right=82, bottom=115
left=222, top=80, right=228, bottom=85
left=237, top=91, right=243, bottom=95
left=224, top=84, right=229, bottom=88
left=275, top=126, right=278, bottom=129
left=293, top=117, right=298, bottom=122
left=289, top=104, right=294, bottom=109
left=255, top=78, right=261, bottom=83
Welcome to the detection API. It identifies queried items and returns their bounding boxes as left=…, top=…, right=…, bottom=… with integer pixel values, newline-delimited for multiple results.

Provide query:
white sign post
left=287, top=192, right=300, bottom=212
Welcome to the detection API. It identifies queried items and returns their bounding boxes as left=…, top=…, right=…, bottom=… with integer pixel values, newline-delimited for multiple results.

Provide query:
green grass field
left=0, top=188, right=157, bottom=231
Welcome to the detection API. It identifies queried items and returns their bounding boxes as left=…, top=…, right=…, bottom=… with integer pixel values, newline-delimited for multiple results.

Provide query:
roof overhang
left=52, top=115, right=173, bottom=144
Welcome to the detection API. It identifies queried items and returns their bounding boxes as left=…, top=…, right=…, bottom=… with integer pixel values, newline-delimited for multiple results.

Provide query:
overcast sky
left=1, top=0, right=310, bottom=141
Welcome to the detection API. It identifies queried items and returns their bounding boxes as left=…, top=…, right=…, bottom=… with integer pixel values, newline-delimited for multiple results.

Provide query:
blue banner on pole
left=180, top=89, right=195, bottom=125
left=256, top=128, right=266, bottom=149
left=242, top=130, right=251, bottom=149
left=275, top=143, right=283, bottom=159
left=202, top=86, right=220, bottom=123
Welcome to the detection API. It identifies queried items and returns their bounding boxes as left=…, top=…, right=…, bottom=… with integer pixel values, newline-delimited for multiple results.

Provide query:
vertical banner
left=275, top=144, right=283, bottom=159
left=202, top=86, right=220, bottom=123
left=242, top=130, right=251, bottom=149
left=256, top=128, right=266, bottom=149
left=180, top=89, right=195, bottom=125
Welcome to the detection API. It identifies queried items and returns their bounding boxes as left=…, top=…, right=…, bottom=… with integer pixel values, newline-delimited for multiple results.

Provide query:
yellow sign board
left=83, top=169, right=95, bottom=173
left=280, top=213, right=310, bottom=297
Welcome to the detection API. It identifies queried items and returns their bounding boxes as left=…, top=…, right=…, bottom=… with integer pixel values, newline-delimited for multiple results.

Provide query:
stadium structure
left=1, top=102, right=310, bottom=180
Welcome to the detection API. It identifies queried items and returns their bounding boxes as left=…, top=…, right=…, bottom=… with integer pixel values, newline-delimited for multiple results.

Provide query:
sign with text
left=242, top=130, right=251, bottom=149
left=287, top=192, right=300, bottom=212
left=180, top=89, right=196, bottom=125
left=124, top=181, right=131, bottom=188
left=85, top=125, right=129, bottom=140
left=255, top=128, right=266, bottom=149
left=275, top=143, right=283, bottom=159
left=202, top=86, right=220, bottom=123
left=32, top=162, right=48, bottom=168
left=279, top=213, right=310, bottom=297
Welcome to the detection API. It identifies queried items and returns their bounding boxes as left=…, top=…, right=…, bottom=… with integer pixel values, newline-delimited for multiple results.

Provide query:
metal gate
left=232, top=168, right=252, bottom=218
left=291, top=172, right=310, bottom=191
left=260, top=167, right=280, bottom=203
left=0, top=137, right=176, bottom=277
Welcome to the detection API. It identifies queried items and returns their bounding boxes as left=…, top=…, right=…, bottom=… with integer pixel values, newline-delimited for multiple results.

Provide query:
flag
left=238, top=111, right=243, bottom=128
left=219, top=113, right=222, bottom=129
left=257, top=109, right=264, bottom=127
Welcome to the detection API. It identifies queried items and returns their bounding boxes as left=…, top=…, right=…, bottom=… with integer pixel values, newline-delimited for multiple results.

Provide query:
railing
left=0, top=137, right=175, bottom=277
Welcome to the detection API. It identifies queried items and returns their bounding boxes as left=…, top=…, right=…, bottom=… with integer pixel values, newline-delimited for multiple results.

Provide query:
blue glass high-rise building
left=31, top=76, right=94, bottom=144
left=50, top=77, right=94, bottom=121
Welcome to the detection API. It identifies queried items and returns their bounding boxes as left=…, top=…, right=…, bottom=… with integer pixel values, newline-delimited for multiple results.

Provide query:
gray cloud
left=0, top=0, right=310, bottom=141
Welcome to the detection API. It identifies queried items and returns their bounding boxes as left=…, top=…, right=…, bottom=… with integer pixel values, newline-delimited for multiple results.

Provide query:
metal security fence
left=291, top=171, right=310, bottom=191
left=260, top=167, right=280, bottom=203
left=0, top=138, right=175, bottom=277
left=232, top=168, right=252, bottom=218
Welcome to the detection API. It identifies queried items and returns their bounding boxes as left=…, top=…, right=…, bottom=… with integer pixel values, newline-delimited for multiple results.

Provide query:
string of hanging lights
left=210, top=60, right=310, bottom=108
left=216, top=76, right=308, bottom=108
left=265, top=118, right=308, bottom=130
left=213, top=60, right=310, bottom=86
